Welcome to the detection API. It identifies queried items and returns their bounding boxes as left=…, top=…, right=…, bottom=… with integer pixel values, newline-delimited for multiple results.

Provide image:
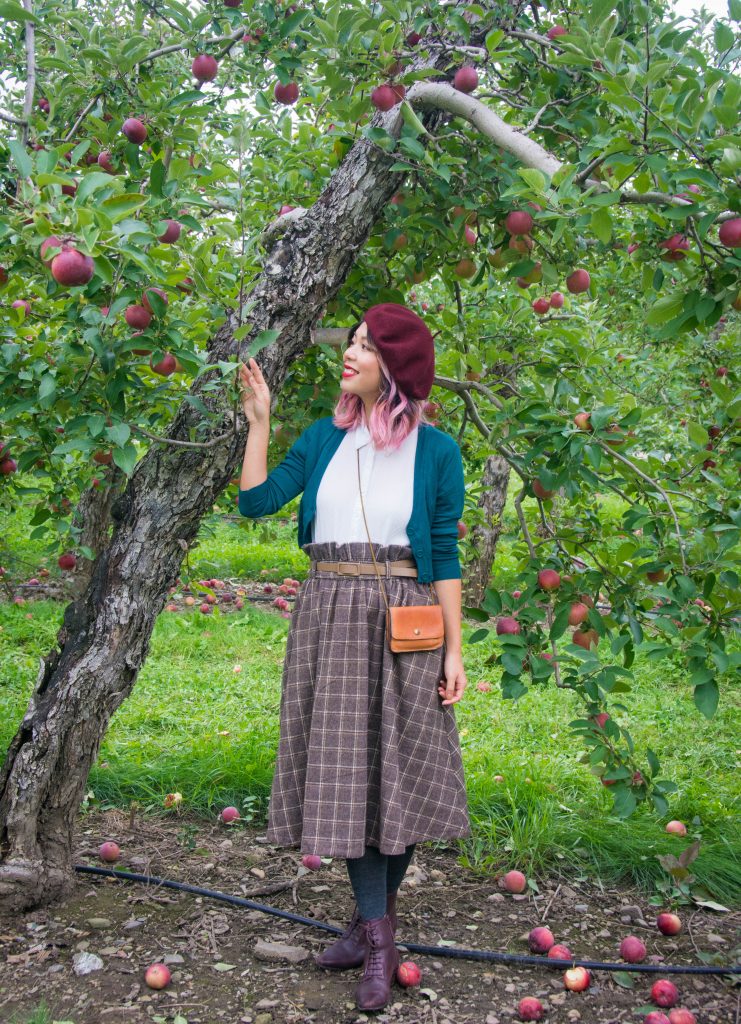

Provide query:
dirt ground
left=0, top=810, right=738, bottom=1024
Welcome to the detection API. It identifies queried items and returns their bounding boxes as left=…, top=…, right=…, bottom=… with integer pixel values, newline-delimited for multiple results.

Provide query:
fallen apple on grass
left=528, top=926, right=555, bottom=953
left=665, top=820, right=687, bottom=836
left=656, top=912, right=682, bottom=935
left=98, top=841, right=120, bottom=862
left=397, top=960, right=422, bottom=987
left=220, top=806, right=240, bottom=823
left=563, top=966, right=590, bottom=990
left=547, top=943, right=573, bottom=959
left=144, top=963, right=172, bottom=989
left=301, top=854, right=321, bottom=870
left=651, top=979, right=679, bottom=1008
left=619, top=934, right=647, bottom=963
left=517, top=996, right=544, bottom=1021
left=502, top=869, right=527, bottom=893
left=668, top=1010, right=696, bottom=1024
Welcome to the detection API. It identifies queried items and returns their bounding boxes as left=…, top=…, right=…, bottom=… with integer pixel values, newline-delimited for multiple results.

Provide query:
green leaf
left=0, top=0, right=40, bottom=23
left=101, top=193, right=148, bottom=223
left=76, top=172, right=120, bottom=204
left=687, top=422, right=709, bottom=447
left=400, top=101, right=428, bottom=137
left=468, top=628, right=490, bottom=644
left=518, top=168, right=546, bottom=193
left=167, top=89, right=210, bottom=108
left=150, top=159, right=166, bottom=197
left=9, top=139, right=32, bottom=179
left=714, top=20, right=734, bottom=50
left=612, top=786, right=637, bottom=818
left=485, top=29, right=504, bottom=53
left=647, top=294, right=684, bottom=327
left=247, top=329, right=280, bottom=358
left=693, top=678, right=719, bottom=719
left=113, top=444, right=138, bottom=475
left=612, top=971, right=635, bottom=989
left=106, top=423, right=131, bottom=447
left=590, top=207, right=613, bottom=244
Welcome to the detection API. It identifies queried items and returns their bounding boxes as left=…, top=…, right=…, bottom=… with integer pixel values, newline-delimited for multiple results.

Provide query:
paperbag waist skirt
left=265, top=541, right=472, bottom=858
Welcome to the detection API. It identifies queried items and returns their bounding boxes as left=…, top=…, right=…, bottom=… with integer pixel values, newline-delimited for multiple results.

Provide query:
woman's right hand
left=239, top=358, right=271, bottom=427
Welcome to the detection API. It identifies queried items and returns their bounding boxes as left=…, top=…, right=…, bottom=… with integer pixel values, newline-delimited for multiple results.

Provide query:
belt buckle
left=337, top=561, right=359, bottom=575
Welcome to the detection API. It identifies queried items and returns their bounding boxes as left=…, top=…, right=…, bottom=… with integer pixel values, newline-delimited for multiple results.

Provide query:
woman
left=237, top=303, right=471, bottom=1012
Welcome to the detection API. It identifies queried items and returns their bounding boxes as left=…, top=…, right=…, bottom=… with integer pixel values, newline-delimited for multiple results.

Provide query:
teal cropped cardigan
left=238, top=417, right=465, bottom=583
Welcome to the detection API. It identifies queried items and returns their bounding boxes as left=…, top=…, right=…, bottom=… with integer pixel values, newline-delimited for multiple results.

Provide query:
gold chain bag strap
left=356, top=449, right=445, bottom=653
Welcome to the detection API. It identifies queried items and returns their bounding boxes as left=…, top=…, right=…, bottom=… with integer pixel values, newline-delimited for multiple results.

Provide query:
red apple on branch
left=192, top=54, right=218, bottom=82
left=453, top=66, right=478, bottom=92
left=122, top=117, right=147, bottom=143
left=538, top=569, right=561, bottom=591
left=505, top=210, right=534, bottom=236
left=125, top=305, right=152, bottom=329
left=566, top=268, right=590, bottom=293
left=718, top=217, right=741, bottom=247
left=157, top=219, right=181, bottom=244
left=51, top=248, right=94, bottom=287
left=274, top=80, right=299, bottom=104
left=496, top=616, right=521, bottom=636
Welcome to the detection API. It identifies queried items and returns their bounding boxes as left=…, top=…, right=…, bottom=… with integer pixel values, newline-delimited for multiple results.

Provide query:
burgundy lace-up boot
left=354, top=912, right=399, bottom=1011
left=314, top=892, right=398, bottom=970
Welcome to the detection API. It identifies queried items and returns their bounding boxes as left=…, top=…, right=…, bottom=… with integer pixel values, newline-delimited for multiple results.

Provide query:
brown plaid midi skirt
left=265, top=540, right=472, bottom=858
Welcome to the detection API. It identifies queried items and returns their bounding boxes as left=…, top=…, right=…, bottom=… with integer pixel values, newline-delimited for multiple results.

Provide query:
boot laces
left=365, top=924, right=388, bottom=977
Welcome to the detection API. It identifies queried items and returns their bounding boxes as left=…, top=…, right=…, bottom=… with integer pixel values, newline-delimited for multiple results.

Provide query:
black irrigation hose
left=76, top=865, right=741, bottom=977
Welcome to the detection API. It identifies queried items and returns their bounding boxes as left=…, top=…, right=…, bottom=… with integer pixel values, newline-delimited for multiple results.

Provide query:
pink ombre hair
left=332, top=321, right=433, bottom=450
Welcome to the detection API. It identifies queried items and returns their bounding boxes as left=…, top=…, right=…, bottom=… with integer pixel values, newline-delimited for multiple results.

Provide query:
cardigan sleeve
left=238, top=423, right=314, bottom=518
left=430, top=440, right=465, bottom=580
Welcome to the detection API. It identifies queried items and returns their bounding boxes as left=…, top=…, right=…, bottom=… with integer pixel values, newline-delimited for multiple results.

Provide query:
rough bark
left=462, top=454, right=511, bottom=606
left=0, top=31, right=479, bottom=911
left=69, top=468, right=124, bottom=598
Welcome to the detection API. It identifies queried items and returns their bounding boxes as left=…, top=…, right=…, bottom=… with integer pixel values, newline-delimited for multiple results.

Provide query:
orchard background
left=0, top=0, right=739, bottom=924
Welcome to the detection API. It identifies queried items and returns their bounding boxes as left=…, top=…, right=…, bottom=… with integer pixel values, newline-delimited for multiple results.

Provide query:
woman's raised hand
left=239, top=358, right=271, bottom=427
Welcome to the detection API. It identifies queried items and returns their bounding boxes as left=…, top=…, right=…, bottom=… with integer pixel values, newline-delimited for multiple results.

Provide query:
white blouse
left=312, top=423, right=418, bottom=545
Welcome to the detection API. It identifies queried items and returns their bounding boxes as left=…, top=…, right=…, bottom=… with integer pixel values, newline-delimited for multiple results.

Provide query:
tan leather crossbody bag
left=356, top=449, right=445, bottom=654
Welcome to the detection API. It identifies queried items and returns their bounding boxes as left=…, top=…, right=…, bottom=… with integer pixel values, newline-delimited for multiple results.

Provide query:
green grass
left=1, top=495, right=739, bottom=906
left=1, top=586, right=739, bottom=906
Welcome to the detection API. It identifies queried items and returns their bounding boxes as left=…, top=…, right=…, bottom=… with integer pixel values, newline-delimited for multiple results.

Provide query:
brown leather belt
left=310, top=559, right=418, bottom=578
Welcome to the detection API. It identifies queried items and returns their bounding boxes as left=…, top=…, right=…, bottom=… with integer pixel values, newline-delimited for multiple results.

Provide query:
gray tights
left=345, top=843, right=416, bottom=921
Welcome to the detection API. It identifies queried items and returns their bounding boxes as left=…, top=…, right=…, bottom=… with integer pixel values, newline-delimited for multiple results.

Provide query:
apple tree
left=0, top=0, right=739, bottom=909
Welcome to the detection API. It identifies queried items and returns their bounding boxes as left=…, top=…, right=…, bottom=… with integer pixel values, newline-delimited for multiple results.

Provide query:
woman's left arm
left=433, top=578, right=466, bottom=706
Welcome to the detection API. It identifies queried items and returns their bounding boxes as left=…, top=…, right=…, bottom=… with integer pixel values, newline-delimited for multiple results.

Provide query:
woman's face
left=340, top=322, right=382, bottom=404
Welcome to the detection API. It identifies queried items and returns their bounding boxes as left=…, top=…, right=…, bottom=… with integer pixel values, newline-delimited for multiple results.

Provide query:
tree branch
left=0, top=111, right=27, bottom=126
left=597, top=441, right=688, bottom=573
left=64, top=94, right=102, bottom=144
left=21, top=0, right=36, bottom=149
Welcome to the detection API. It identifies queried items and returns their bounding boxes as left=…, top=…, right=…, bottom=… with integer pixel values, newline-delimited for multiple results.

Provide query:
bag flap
left=388, top=605, right=444, bottom=641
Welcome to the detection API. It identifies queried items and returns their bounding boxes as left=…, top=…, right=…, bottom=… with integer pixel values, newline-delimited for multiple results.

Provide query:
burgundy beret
left=363, top=303, right=435, bottom=400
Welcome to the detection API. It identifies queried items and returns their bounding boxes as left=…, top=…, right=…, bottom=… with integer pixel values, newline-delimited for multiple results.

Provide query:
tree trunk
left=69, top=468, right=124, bottom=598
left=463, top=455, right=511, bottom=606
left=0, top=38, right=471, bottom=911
